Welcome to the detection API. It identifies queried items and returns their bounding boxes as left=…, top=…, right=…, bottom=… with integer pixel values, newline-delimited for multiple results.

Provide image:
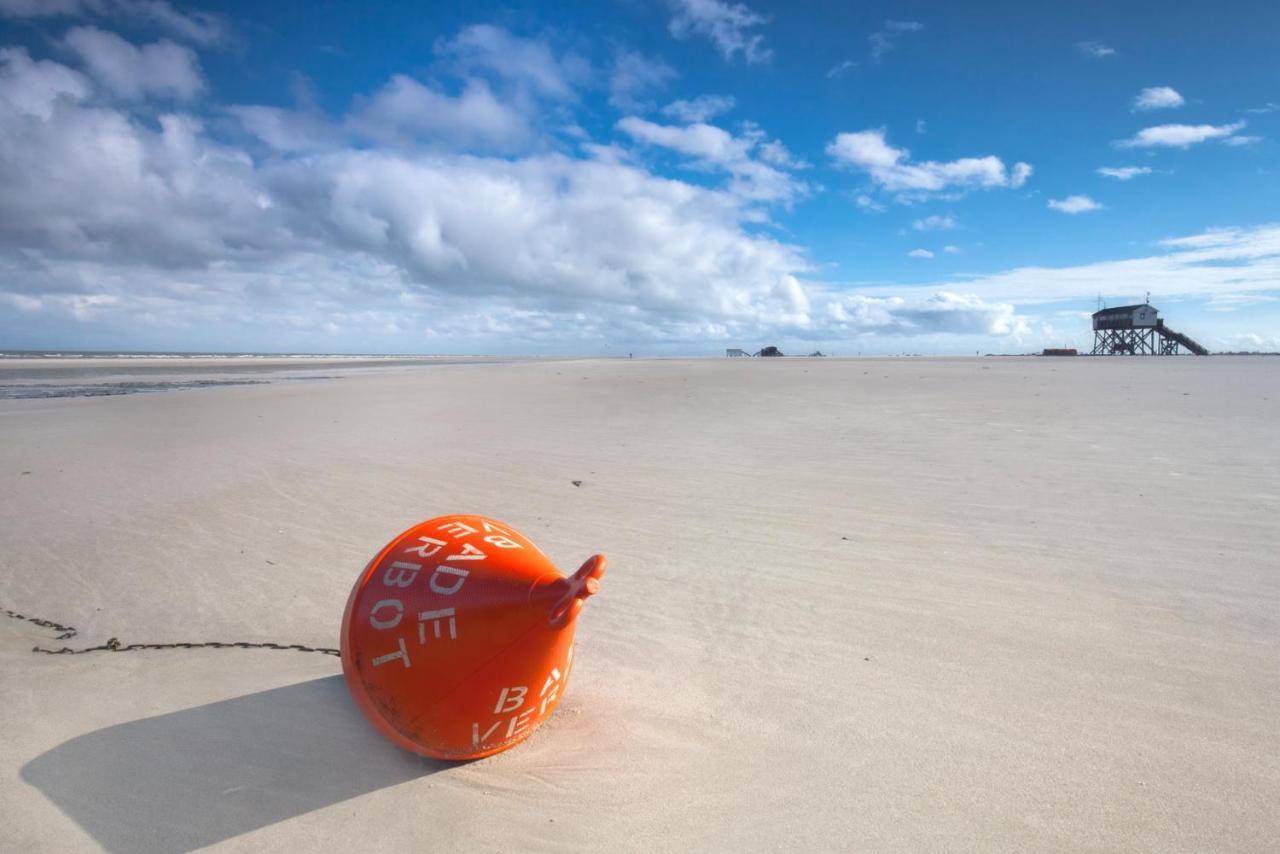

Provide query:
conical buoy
left=340, top=515, right=605, bottom=760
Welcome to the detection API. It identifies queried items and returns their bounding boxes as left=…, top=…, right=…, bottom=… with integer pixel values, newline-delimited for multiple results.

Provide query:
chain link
left=3, top=607, right=340, bottom=657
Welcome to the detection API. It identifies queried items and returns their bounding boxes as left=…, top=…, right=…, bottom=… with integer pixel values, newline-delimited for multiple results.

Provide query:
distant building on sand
left=725, top=348, right=749, bottom=357
left=1091, top=303, right=1208, bottom=355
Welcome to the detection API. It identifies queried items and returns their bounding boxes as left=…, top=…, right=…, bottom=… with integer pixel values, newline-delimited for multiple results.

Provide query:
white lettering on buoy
left=382, top=561, right=421, bottom=587
left=417, top=608, right=457, bottom=641
left=429, top=565, right=469, bottom=595
left=404, top=536, right=446, bottom=558
left=494, top=685, right=528, bottom=714
left=506, top=707, right=535, bottom=739
left=446, top=543, right=486, bottom=561
left=438, top=521, right=478, bottom=539
left=372, top=637, right=410, bottom=669
left=369, top=598, right=404, bottom=630
left=539, top=668, right=562, bottom=714
left=484, top=535, right=522, bottom=549
left=472, top=720, right=502, bottom=748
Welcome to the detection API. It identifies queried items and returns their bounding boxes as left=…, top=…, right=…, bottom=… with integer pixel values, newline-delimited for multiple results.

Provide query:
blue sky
left=0, top=0, right=1277, bottom=354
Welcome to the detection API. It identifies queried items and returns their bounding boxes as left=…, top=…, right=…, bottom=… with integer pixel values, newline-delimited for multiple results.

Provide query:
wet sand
left=2, top=356, right=1277, bottom=851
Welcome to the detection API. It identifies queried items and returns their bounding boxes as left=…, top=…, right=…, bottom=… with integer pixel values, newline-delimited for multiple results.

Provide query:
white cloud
left=62, top=26, right=203, bottom=100
left=668, top=0, right=771, bottom=64
left=661, top=94, right=734, bottom=123
left=854, top=193, right=884, bottom=212
left=869, top=19, right=923, bottom=62
left=913, top=214, right=956, bottom=231
left=1245, top=103, right=1279, bottom=115
left=943, top=245, right=960, bottom=254
left=1048, top=195, right=1103, bottom=214
left=347, top=75, right=529, bottom=150
left=0, top=42, right=1036, bottom=351
left=1204, top=293, right=1278, bottom=312
left=1117, top=121, right=1246, bottom=148
left=228, top=104, right=337, bottom=153
left=826, top=128, right=1032, bottom=201
left=820, top=291, right=1026, bottom=337
left=1077, top=40, right=1115, bottom=58
left=1221, top=135, right=1262, bottom=147
left=756, top=138, right=803, bottom=168
left=617, top=116, right=804, bottom=203
left=232, top=26, right=592, bottom=155
left=0, top=0, right=224, bottom=45
left=1133, top=86, right=1184, bottom=111
left=860, top=224, right=1280, bottom=306
left=1096, top=166, right=1152, bottom=180
left=608, top=49, right=676, bottom=112
left=907, top=248, right=934, bottom=259
left=12, top=22, right=1278, bottom=353
left=0, top=46, right=91, bottom=119
left=826, top=59, right=857, bottom=79
left=437, top=24, right=585, bottom=101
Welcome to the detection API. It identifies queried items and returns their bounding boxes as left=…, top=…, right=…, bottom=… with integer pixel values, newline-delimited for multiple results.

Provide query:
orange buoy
left=339, top=515, right=605, bottom=760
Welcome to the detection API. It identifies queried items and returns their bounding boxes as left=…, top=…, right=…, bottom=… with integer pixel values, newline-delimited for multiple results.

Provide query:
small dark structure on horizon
left=755, top=346, right=783, bottom=357
left=1042, top=348, right=1078, bottom=356
left=725, top=348, right=749, bottom=357
left=1092, top=303, right=1208, bottom=356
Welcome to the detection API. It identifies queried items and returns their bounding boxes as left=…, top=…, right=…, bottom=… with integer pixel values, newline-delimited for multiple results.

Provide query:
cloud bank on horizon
left=0, top=0, right=1277, bottom=354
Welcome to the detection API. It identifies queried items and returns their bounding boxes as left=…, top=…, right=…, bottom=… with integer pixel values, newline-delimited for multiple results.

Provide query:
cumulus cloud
left=0, top=0, right=224, bottom=45
left=826, top=129, right=1031, bottom=201
left=0, top=35, right=835, bottom=350
left=913, top=214, right=956, bottom=231
left=608, top=49, right=676, bottom=112
left=668, top=0, right=771, bottom=64
left=227, top=103, right=338, bottom=153
left=1096, top=166, right=1152, bottom=180
left=617, top=116, right=804, bottom=203
left=437, top=24, right=586, bottom=101
left=1048, top=195, right=1103, bottom=214
left=0, top=46, right=91, bottom=118
left=346, top=75, right=529, bottom=151
left=233, top=26, right=595, bottom=156
left=0, top=36, right=1037, bottom=352
left=907, top=248, right=934, bottom=258
left=1076, top=40, right=1115, bottom=58
left=1133, top=86, right=1184, bottom=111
left=19, top=21, right=1274, bottom=353
left=1117, top=121, right=1247, bottom=148
left=61, top=26, right=203, bottom=100
left=661, top=94, right=734, bottom=123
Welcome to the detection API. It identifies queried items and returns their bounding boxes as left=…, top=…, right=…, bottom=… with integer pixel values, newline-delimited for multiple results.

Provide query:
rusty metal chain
left=3, top=607, right=339, bottom=657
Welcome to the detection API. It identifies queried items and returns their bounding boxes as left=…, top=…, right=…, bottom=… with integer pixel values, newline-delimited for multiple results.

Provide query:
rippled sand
left=2, top=355, right=1277, bottom=851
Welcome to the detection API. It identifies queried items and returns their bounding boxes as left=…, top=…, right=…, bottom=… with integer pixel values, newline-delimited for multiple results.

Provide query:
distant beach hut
left=725, top=348, right=749, bottom=357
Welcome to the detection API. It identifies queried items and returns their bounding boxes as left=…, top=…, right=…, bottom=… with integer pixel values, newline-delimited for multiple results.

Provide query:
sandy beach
left=2, top=355, right=1277, bottom=852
